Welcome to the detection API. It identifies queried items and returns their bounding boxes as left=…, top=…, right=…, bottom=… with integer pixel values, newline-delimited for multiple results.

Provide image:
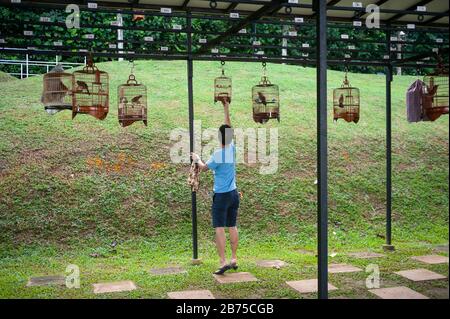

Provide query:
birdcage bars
left=333, top=71, right=360, bottom=123
left=41, top=64, right=73, bottom=115
left=214, top=61, right=232, bottom=104
left=72, top=57, right=109, bottom=120
left=252, top=63, right=280, bottom=124
left=422, top=63, right=449, bottom=121
left=118, top=72, right=147, bottom=127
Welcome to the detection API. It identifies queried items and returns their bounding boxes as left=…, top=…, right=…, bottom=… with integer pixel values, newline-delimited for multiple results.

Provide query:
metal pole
left=117, top=13, right=124, bottom=62
left=384, top=29, right=395, bottom=251
left=26, top=54, right=29, bottom=78
left=315, top=0, right=328, bottom=299
left=20, top=64, right=23, bottom=79
left=187, top=10, right=199, bottom=264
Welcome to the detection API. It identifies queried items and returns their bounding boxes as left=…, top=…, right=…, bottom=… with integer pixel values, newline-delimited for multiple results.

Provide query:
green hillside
left=0, top=60, right=448, bottom=298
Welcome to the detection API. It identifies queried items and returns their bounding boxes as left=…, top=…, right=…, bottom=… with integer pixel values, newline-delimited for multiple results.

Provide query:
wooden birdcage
left=118, top=73, right=147, bottom=127
left=422, top=64, right=449, bottom=121
left=252, top=63, right=280, bottom=124
left=72, top=58, right=109, bottom=120
left=333, top=71, right=360, bottom=123
left=41, top=64, right=73, bottom=115
left=214, top=61, right=232, bottom=103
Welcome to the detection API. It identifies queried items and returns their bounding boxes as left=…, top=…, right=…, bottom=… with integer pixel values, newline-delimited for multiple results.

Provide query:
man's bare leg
left=229, top=226, right=239, bottom=264
left=215, top=227, right=227, bottom=266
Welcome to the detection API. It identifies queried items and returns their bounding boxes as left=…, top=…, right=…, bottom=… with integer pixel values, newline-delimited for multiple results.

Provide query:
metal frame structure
left=0, top=0, right=448, bottom=300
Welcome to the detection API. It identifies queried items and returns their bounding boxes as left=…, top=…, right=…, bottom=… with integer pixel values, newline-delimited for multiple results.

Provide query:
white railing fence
left=0, top=54, right=86, bottom=79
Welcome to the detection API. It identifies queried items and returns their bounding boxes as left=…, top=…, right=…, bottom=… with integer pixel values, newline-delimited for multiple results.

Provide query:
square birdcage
left=118, top=74, right=147, bottom=127
left=41, top=64, right=73, bottom=115
left=252, top=64, right=280, bottom=124
left=333, top=73, right=360, bottom=123
left=422, top=65, right=449, bottom=121
left=72, top=59, right=109, bottom=120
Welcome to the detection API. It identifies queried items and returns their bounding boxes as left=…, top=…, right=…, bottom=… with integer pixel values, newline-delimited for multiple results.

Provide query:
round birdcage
left=422, top=63, right=449, bottom=121
left=252, top=63, right=280, bottom=124
left=41, top=64, right=73, bottom=115
left=72, top=57, right=109, bottom=120
left=214, top=61, right=232, bottom=104
left=118, top=67, right=147, bottom=127
left=333, top=70, right=360, bottom=123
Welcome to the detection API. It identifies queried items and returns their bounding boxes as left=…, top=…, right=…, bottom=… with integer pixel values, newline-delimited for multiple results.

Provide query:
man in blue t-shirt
left=191, top=100, right=239, bottom=275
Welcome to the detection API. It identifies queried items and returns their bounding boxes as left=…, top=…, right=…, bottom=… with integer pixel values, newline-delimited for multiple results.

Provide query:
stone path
left=347, top=251, right=385, bottom=259
left=369, top=286, right=429, bottom=299
left=167, top=289, right=215, bottom=299
left=395, top=269, right=446, bottom=282
left=328, top=263, right=362, bottom=274
left=411, top=255, right=449, bottom=265
left=27, top=275, right=65, bottom=287
left=150, top=266, right=187, bottom=275
left=213, top=272, right=258, bottom=284
left=93, top=280, right=137, bottom=294
left=286, top=279, right=338, bottom=294
left=256, top=260, right=287, bottom=268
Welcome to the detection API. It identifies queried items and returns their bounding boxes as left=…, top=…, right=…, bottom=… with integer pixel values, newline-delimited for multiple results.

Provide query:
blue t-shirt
left=206, top=143, right=237, bottom=193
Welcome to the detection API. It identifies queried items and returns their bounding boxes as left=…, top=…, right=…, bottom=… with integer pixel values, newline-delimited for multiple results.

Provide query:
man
left=191, top=99, right=239, bottom=275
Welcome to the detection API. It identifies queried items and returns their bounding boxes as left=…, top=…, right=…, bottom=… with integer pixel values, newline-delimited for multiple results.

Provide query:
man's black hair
left=218, top=124, right=233, bottom=146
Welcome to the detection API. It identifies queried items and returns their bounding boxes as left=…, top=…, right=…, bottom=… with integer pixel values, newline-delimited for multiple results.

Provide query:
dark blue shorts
left=212, top=189, right=240, bottom=228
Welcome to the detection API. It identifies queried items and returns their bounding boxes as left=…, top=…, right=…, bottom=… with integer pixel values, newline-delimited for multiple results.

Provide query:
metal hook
left=220, top=60, right=225, bottom=75
left=129, top=60, right=135, bottom=75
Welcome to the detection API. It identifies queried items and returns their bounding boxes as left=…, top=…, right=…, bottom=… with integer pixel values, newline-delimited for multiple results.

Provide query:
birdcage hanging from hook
left=214, top=61, right=232, bottom=104
left=422, top=60, right=449, bottom=121
left=41, top=64, right=73, bottom=115
left=118, top=61, right=147, bottom=127
left=252, top=62, right=280, bottom=124
left=72, top=54, right=109, bottom=120
left=333, top=67, right=360, bottom=123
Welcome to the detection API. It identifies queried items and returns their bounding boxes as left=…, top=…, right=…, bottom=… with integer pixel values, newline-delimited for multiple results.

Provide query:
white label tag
left=24, top=30, right=33, bottom=36
left=211, top=48, right=219, bottom=54
left=288, top=0, right=298, bottom=3
left=432, top=48, right=439, bottom=53
left=341, top=34, right=349, bottom=39
left=390, top=47, right=397, bottom=51
left=173, top=24, right=182, bottom=30
left=230, top=12, right=239, bottom=18
left=390, top=36, right=398, bottom=41
left=352, top=2, right=363, bottom=8
left=416, top=6, right=427, bottom=12
left=345, top=54, right=351, bottom=59
left=302, top=53, right=309, bottom=57
left=40, top=17, right=51, bottom=22
left=238, top=29, right=247, bottom=34
left=79, top=49, right=88, bottom=52
left=110, top=21, right=119, bottom=26
left=407, top=24, right=415, bottom=29
left=0, top=39, right=5, bottom=44
left=144, top=36, right=154, bottom=42
left=53, top=41, right=62, bottom=46
left=109, top=44, right=117, bottom=49
left=302, top=43, right=310, bottom=48
left=294, top=17, right=304, bottom=23
left=84, top=34, right=95, bottom=39
left=160, top=46, right=168, bottom=51
left=383, top=55, right=390, bottom=60
left=436, top=38, right=443, bottom=43
left=288, top=31, right=297, bottom=36
left=348, top=45, right=355, bottom=50
left=416, top=61, right=424, bottom=65
left=256, top=50, right=265, bottom=55
left=11, top=0, right=21, bottom=3
left=127, top=51, right=135, bottom=54
left=199, top=38, right=207, bottom=44
left=88, top=2, right=97, bottom=9
left=253, top=40, right=261, bottom=46
left=353, top=21, right=362, bottom=27
left=161, top=7, right=172, bottom=14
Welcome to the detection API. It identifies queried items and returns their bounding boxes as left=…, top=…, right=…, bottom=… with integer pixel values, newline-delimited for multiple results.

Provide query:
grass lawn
left=0, top=60, right=448, bottom=298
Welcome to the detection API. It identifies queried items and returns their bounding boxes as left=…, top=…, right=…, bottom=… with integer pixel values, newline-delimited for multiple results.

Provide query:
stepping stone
left=93, top=280, right=137, bottom=294
left=286, top=279, right=338, bottom=294
left=411, top=255, right=449, bottom=265
left=434, top=244, right=449, bottom=253
left=150, top=266, right=187, bottom=275
left=167, top=289, right=215, bottom=299
left=27, top=275, right=65, bottom=287
left=256, top=260, right=287, bottom=268
left=347, top=252, right=385, bottom=259
left=329, top=263, right=362, bottom=274
left=369, top=286, right=429, bottom=299
left=213, top=272, right=258, bottom=284
left=394, top=268, right=446, bottom=282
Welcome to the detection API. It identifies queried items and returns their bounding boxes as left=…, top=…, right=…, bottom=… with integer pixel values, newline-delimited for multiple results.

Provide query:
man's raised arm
left=223, top=100, right=231, bottom=127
